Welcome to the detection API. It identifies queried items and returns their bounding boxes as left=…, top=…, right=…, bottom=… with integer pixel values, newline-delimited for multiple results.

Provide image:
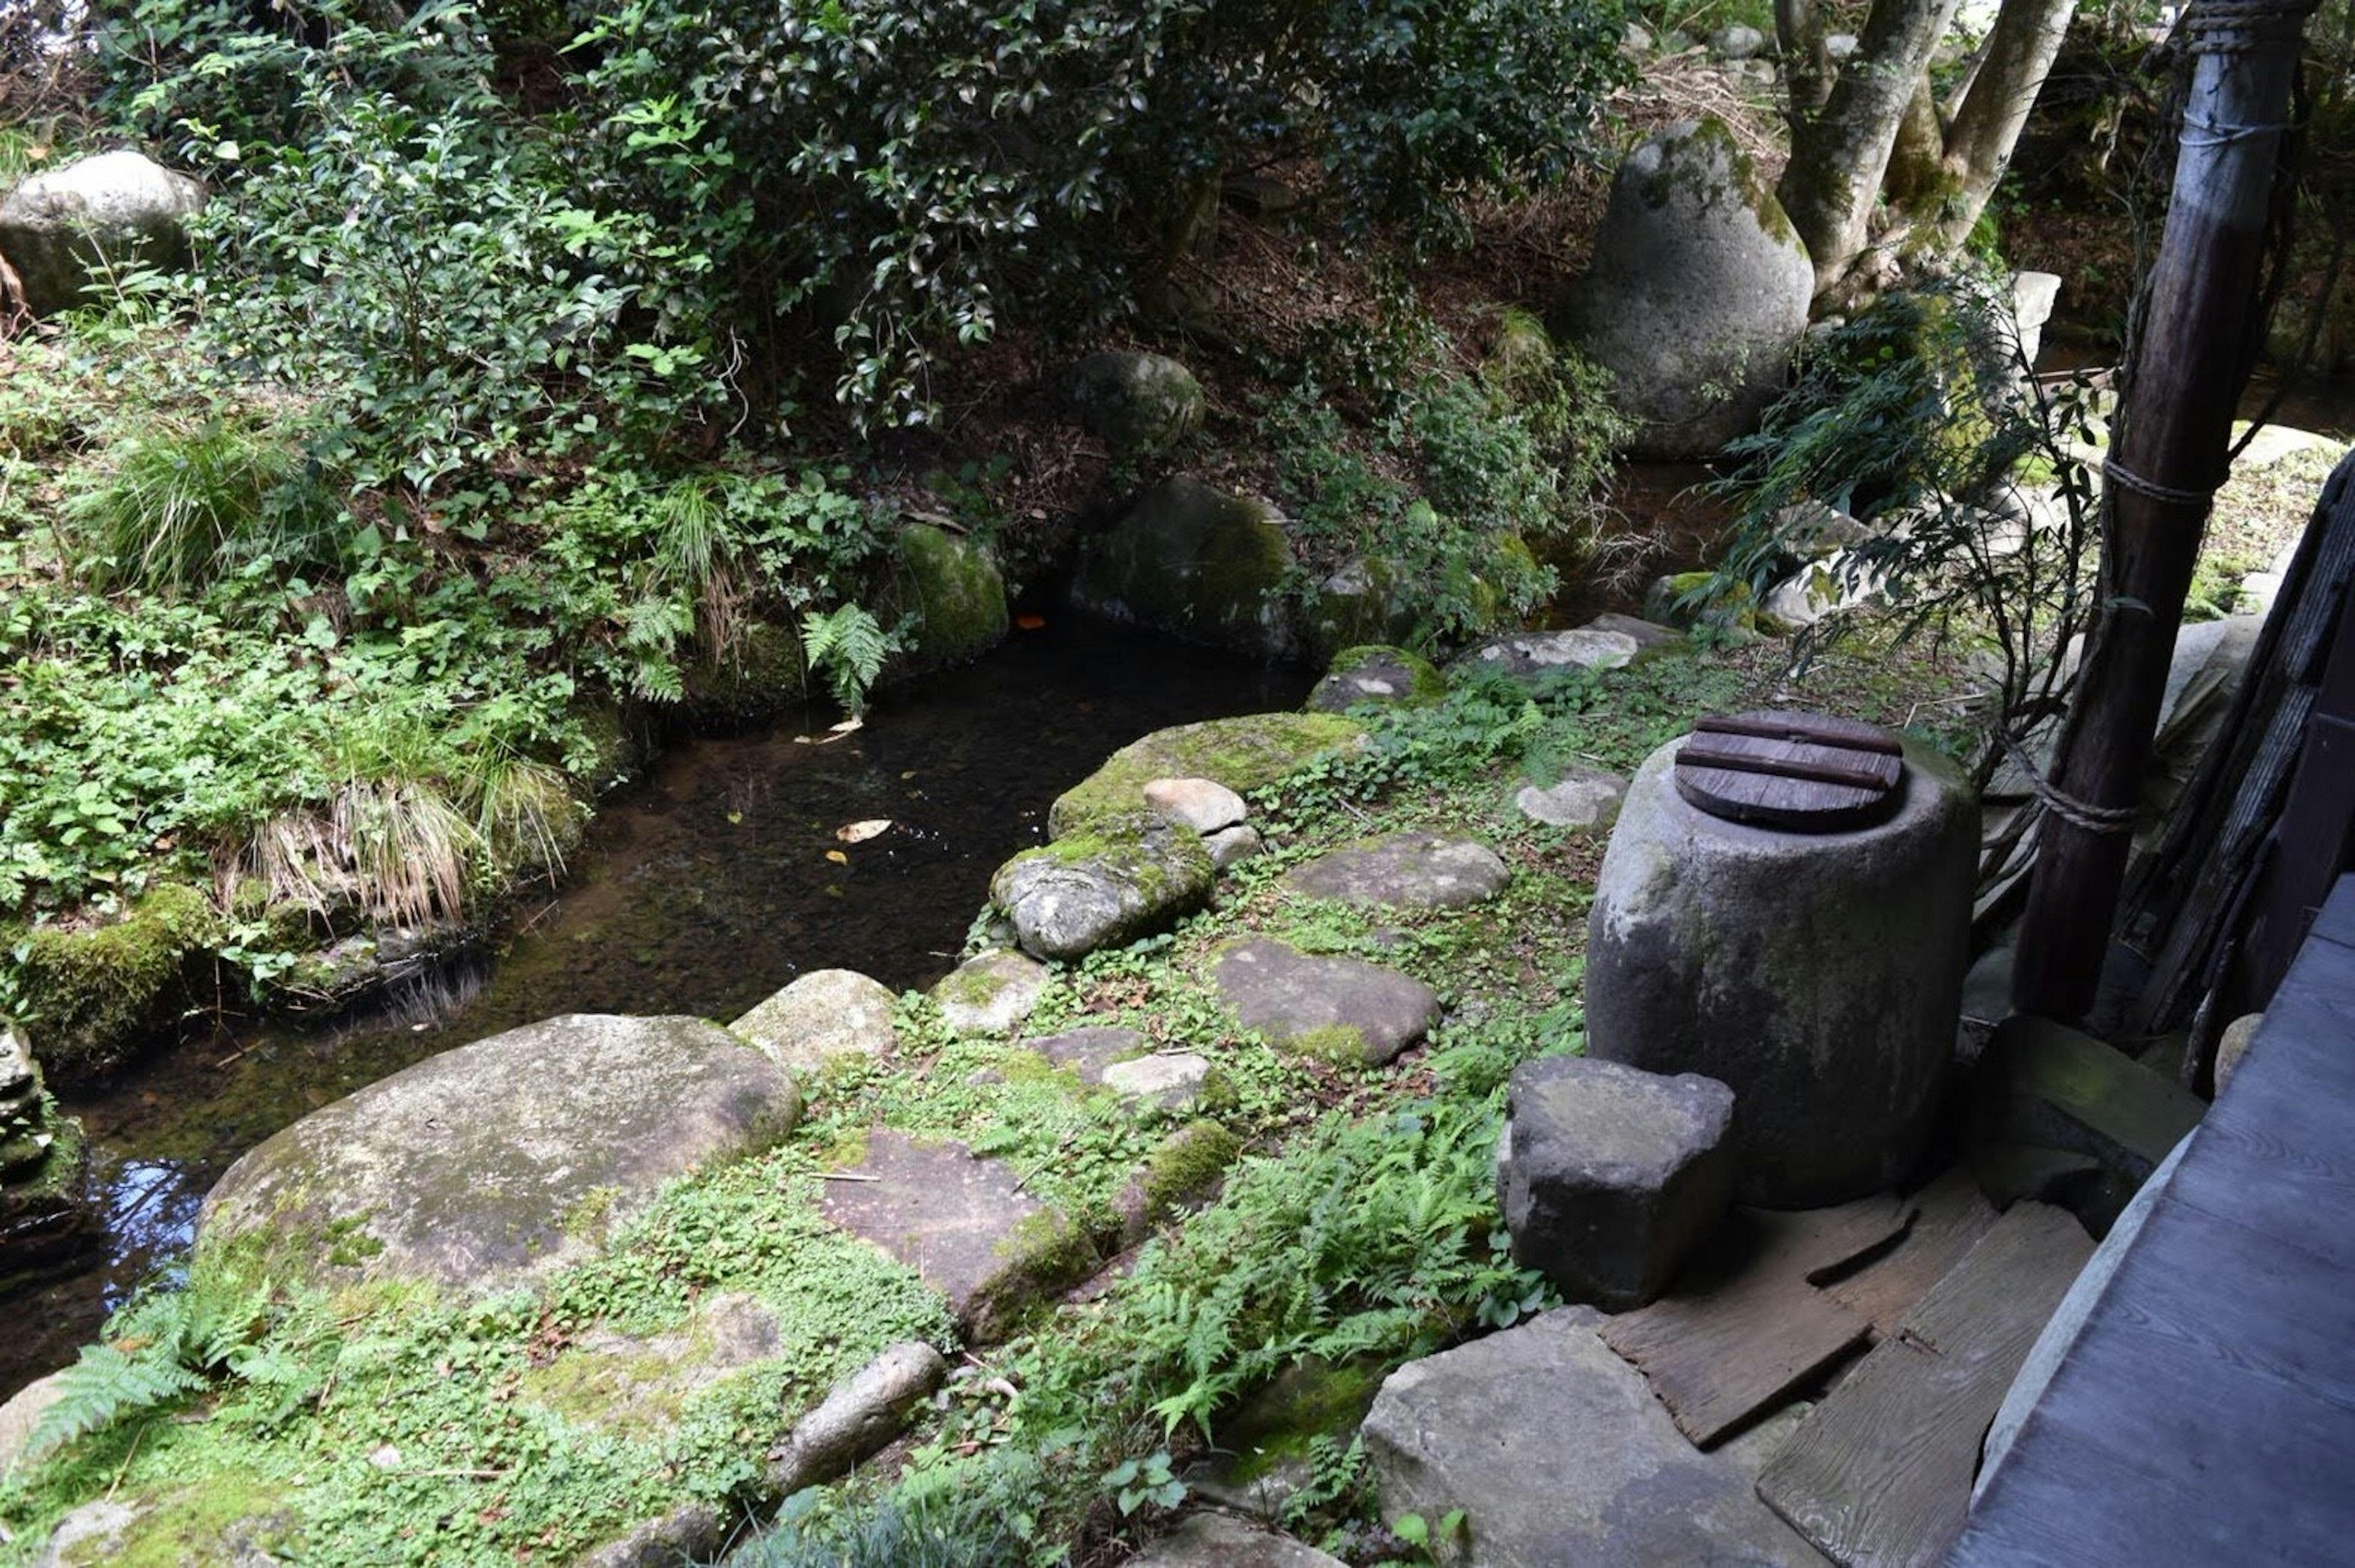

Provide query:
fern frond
left=23, top=1344, right=208, bottom=1461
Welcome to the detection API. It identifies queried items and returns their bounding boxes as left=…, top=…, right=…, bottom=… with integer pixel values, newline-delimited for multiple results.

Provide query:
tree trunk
left=1921, top=0, right=2081, bottom=251
left=2010, top=0, right=2313, bottom=1023
left=1777, top=0, right=1963, bottom=296
left=1777, top=0, right=1836, bottom=118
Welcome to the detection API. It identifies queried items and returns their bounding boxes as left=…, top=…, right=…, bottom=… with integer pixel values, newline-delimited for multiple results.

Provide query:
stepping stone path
left=818, top=1130, right=1074, bottom=1342
left=1497, top=1055, right=1736, bottom=1310
left=1514, top=765, right=1629, bottom=830
left=1035, top=1025, right=1152, bottom=1082
left=933, top=949, right=1049, bottom=1036
left=1127, top=1512, right=1347, bottom=1567
left=200, top=1014, right=803, bottom=1293
left=1281, top=833, right=1509, bottom=910
left=1211, top=938, right=1439, bottom=1065
left=733, top=969, right=900, bottom=1071
left=1455, top=625, right=1639, bottom=683
left=1361, top=1306, right=1825, bottom=1566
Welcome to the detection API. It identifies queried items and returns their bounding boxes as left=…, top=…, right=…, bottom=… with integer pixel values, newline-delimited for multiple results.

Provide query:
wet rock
left=1361, top=1307, right=1823, bottom=1567
left=1454, top=626, right=1638, bottom=683
left=1514, top=766, right=1629, bottom=830
left=1283, top=832, right=1509, bottom=911
left=933, top=950, right=1049, bottom=1036
left=1555, top=118, right=1813, bottom=458
left=0, top=150, right=205, bottom=317
left=767, top=1340, right=947, bottom=1494
left=1307, top=643, right=1446, bottom=714
left=990, top=822, right=1214, bottom=962
left=1071, top=478, right=1304, bottom=660
left=1142, top=777, right=1247, bottom=835
left=1036, top=1025, right=1151, bottom=1082
left=1049, top=712, right=1361, bottom=839
left=200, top=1014, right=801, bottom=1292
left=733, top=969, right=901, bottom=1072
left=1063, top=351, right=1206, bottom=454
left=1211, top=938, right=1439, bottom=1066
left=1496, top=1056, right=1736, bottom=1310
left=1126, top=1513, right=1348, bottom=1567
left=819, top=1131, right=1089, bottom=1342
left=1101, top=1052, right=1212, bottom=1114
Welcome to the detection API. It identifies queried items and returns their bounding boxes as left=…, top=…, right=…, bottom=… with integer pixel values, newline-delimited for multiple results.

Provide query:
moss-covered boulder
left=9, top=885, right=218, bottom=1084
left=1071, top=478, right=1307, bottom=660
left=890, top=522, right=1009, bottom=676
left=1553, top=117, right=1812, bottom=459
left=1047, top=712, right=1363, bottom=839
left=989, top=822, right=1215, bottom=962
left=1062, top=351, right=1206, bottom=454
left=1307, top=645, right=1447, bottom=714
left=680, top=619, right=810, bottom=728
left=197, top=1013, right=802, bottom=1293
left=0, top=150, right=205, bottom=318
left=1304, top=557, right=1420, bottom=656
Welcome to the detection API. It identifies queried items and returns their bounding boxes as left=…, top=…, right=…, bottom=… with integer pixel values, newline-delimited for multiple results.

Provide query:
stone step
left=1210, top=938, right=1439, bottom=1066
left=1281, top=832, right=1510, bottom=910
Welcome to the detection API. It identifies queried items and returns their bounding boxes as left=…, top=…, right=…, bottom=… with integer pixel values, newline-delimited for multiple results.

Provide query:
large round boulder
left=1071, top=478, right=1306, bottom=660
left=0, top=150, right=205, bottom=317
left=1553, top=119, right=1812, bottom=459
left=1062, top=351, right=1206, bottom=454
left=890, top=522, right=1008, bottom=675
left=989, top=820, right=1215, bottom=962
left=1585, top=734, right=1976, bottom=1207
left=198, top=1014, right=802, bottom=1292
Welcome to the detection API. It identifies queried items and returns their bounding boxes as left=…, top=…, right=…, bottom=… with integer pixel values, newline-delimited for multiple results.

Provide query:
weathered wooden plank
left=1823, top=1169, right=1997, bottom=1339
left=1756, top=1202, right=2093, bottom=1568
left=2167, top=1096, right=2355, bottom=1271
left=1599, top=1199, right=1907, bottom=1448
left=2310, top=873, right=2355, bottom=950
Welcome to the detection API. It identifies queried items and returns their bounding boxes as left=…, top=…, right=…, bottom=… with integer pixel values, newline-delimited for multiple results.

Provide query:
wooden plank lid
left=1673, top=711, right=1905, bottom=832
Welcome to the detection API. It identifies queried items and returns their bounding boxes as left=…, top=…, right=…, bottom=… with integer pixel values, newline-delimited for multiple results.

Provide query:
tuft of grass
left=63, top=420, right=332, bottom=595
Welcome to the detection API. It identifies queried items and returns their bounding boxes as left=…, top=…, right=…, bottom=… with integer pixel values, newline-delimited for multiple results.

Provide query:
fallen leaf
left=835, top=819, right=891, bottom=843
left=1016, top=613, right=1047, bottom=630
left=829, top=716, right=864, bottom=735
left=825, top=849, right=849, bottom=865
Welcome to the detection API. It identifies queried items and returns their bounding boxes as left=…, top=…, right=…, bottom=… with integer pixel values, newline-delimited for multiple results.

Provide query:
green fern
left=22, top=1277, right=274, bottom=1462
left=22, top=1343, right=208, bottom=1461
left=800, top=602, right=894, bottom=716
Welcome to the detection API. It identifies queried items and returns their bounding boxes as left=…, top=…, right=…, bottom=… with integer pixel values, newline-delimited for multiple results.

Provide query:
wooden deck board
left=1945, top=874, right=2355, bottom=1566
left=1758, top=1203, right=2091, bottom=1568
left=1824, top=1169, right=1997, bottom=1339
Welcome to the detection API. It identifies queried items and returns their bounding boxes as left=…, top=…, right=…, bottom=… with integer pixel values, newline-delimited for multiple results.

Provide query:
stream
left=4, top=618, right=1313, bottom=1399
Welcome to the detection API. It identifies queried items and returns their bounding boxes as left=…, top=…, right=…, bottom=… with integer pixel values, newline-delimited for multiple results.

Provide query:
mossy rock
left=1304, top=557, right=1420, bottom=657
left=1070, top=477, right=1308, bottom=660
left=37, top=1472, right=300, bottom=1568
left=1308, top=644, right=1448, bottom=714
left=889, top=522, right=1009, bottom=677
left=1062, top=351, right=1206, bottom=454
left=680, top=619, right=810, bottom=728
left=989, top=823, right=1216, bottom=962
left=1643, top=571, right=1758, bottom=635
left=9, top=884, right=218, bottom=1084
left=1047, top=712, right=1363, bottom=840
left=1140, top=1119, right=1243, bottom=1212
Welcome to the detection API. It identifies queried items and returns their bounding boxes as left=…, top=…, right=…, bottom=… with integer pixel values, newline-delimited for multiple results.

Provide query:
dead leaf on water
left=825, top=849, right=849, bottom=865
left=835, top=819, right=891, bottom=843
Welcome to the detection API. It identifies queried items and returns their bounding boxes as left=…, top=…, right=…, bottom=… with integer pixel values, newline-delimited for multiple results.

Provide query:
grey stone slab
left=1281, top=833, right=1509, bottom=910
left=1362, top=1308, right=1826, bottom=1566
left=735, top=969, right=901, bottom=1070
left=1035, top=1025, right=1151, bottom=1083
left=1211, top=938, right=1439, bottom=1066
left=1514, top=766, right=1628, bottom=830
left=200, top=1014, right=801, bottom=1293
left=933, top=950, right=1049, bottom=1036
left=1125, top=1513, right=1347, bottom=1568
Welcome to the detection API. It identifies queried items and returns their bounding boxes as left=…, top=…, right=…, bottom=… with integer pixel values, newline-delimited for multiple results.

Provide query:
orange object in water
left=1015, top=614, right=1047, bottom=630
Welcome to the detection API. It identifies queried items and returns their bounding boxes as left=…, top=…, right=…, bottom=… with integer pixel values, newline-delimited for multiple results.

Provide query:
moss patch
left=1047, top=712, right=1363, bottom=838
left=1140, top=1120, right=1242, bottom=1212
left=892, top=523, right=1009, bottom=675
left=61, top=1473, right=301, bottom=1568
left=10, top=884, right=219, bottom=1082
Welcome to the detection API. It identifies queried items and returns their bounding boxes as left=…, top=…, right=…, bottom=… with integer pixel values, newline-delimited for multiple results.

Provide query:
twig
left=819, top=1171, right=881, bottom=1183
left=105, top=1422, right=149, bottom=1502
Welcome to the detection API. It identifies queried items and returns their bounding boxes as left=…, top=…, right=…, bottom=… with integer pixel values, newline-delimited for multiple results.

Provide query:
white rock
left=1142, top=776, right=1248, bottom=834
left=1101, top=1052, right=1213, bottom=1113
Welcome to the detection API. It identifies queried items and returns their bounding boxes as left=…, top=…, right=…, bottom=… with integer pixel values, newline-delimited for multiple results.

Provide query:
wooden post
left=2011, top=0, right=2317, bottom=1022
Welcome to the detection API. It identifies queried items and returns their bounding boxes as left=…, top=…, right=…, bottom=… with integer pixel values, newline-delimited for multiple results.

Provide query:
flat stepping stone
left=733, top=969, right=900, bottom=1070
left=1126, top=1513, right=1347, bottom=1567
left=201, top=1014, right=802, bottom=1293
left=1454, top=625, right=1639, bottom=682
left=1363, top=1307, right=1825, bottom=1566
left=1280, top=833, right=1509, bottom=910
left=1211, top=938, right=1438, bottom=1065
left=1035, top=1025, right=1151, bottom=1082
left=1515, top=765, right=1629, bottom=830
left=1101, top=1052, right=1212, bottom=1114
left=990, top=825, right=1212, bottom=961
left=933, top=949, right=1049, bottom=1036
left=818, top=1130, right=1075, bottom=1340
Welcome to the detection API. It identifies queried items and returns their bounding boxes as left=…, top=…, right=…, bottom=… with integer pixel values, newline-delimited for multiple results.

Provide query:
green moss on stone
left=1140, top=1120, right=1242, bottom=1212
left=10, top=884, right=218, bottom=1082
left=1216, top=1358, right=1385, bottom=1484
left=682, top=619, right=810, bottom=725
left=894, top=523, right=1009, bottom=675
left=1287, top=1023, right=1373, bottom=1065
left=1047, top=713, right=1364, bottom=839
left=67, top=1474, right=301, bottom=1568
left=1071, top=478, right=1306, bottom=659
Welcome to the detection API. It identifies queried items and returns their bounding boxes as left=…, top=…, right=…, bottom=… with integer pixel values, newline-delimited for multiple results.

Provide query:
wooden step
left=1755, top=1201, right=2094, bottom=1568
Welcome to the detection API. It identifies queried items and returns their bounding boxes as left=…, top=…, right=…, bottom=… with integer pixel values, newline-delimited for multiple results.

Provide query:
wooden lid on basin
left=1672, top=711, right=1904, bottom=832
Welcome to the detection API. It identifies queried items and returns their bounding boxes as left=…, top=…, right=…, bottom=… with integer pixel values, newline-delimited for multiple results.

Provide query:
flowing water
left=4, top=618, right=1311, bottom=1398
